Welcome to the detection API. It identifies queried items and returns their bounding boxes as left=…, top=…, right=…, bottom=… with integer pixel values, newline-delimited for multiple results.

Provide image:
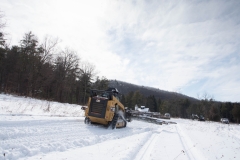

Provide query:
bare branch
left=41, top=35, right=59, bottom=63
left=0, top=11, right=6, bottom=29
left=0, top=11, right=6, bottom=46
left=80, top=61, right=97, bottom=78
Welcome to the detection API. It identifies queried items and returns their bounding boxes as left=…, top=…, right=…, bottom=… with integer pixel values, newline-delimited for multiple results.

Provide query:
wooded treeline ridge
left=0, top=31, right=109, bottom=104
left=109, top=80, right=240, bottom=123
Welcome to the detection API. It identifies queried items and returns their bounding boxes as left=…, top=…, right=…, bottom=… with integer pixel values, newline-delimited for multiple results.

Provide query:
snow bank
left=0, top=94, right=84, bottom=117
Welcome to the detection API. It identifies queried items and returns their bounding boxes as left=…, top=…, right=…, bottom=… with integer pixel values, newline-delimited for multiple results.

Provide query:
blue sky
left=1, top=0, right=240, bottom=102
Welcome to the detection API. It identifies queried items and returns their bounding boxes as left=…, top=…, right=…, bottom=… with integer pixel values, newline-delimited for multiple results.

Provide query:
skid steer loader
left=81, top=88, right=132, bottom=129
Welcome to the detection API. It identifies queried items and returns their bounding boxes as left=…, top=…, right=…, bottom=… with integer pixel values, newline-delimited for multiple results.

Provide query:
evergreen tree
left=125, top=91, right=134, bottom=109
left=92, top=76, right=109, bottom=90
left=209, top=104, right=220, bottom=121
left=146, top=95, right=157, bottom=112
left=232, top=103, right=240, bottom=123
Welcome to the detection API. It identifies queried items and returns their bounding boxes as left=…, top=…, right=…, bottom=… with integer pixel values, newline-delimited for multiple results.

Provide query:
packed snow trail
left=1, top=115, right=161, bottom=160
left=133, top=124, right=206, bottom=160
left=1, top=115, right=240, bottom=160
left=1, top=94, right=240, bottom=160
left=1, top=114, right=201, bottom=160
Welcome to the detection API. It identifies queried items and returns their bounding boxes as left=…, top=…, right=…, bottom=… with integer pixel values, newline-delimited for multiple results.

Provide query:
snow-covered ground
left=0, top=94, right=84, bottom=117
left=1, top=94, right=240, bottom=160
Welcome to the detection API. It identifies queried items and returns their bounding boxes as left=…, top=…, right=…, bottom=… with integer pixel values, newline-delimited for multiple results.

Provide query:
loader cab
left=90, top=88, right=120, bottom=100
left=101, top=92, right=110, bottom=98
left=106, top=87, right=119, bottom=95
left=106, top=88, right=120, bottom=100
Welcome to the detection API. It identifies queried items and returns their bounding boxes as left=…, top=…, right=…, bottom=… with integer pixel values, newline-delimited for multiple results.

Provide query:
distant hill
left=108, top=80, right=199, bottom=102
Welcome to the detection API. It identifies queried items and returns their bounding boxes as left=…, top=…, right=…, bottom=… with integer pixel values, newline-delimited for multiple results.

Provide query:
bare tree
left=78, top=61, right=96, bottom=104
left=54, top=48, right=80, bottom=102
left=0, top=11, right=6, bottom=29
left=0, top=11, right=6, bottom=46
left=80, top=61, right=97, bottom=78
left=197, top=92, right=214, bottom=101
left=40, top=35, right=60, bottom=64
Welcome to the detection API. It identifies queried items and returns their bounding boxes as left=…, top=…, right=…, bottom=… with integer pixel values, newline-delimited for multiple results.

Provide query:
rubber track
left=111, top=113, right=119, bottom=129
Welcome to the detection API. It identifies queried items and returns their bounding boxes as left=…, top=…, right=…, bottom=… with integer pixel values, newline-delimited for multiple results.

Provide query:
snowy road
left=1, top=94, right=240, bottom=160
left=1, top=115, right=240, bottom=160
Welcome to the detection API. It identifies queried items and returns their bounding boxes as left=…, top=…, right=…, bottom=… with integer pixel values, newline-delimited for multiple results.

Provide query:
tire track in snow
left=130, top=124, right=206, bottom=160
left=0, top=116, right=162, bottom=160
left=174, top=124, right=206, bottom=160
left=133, top=132, right=160, bottom=160
left=132, top=126, right=166, bottom=160
left=131, top=125, right=184, bottom=160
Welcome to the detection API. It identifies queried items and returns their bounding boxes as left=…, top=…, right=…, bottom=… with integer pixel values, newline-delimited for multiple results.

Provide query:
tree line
left=121, top=90, right=240, bottom=123
left=0, top=21, right=108, bottom=104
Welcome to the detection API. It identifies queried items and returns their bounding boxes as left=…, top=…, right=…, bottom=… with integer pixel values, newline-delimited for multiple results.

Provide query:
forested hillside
left=109, top=80, right=198, bottom=102
left=108, top=80, right=240, bottom=123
